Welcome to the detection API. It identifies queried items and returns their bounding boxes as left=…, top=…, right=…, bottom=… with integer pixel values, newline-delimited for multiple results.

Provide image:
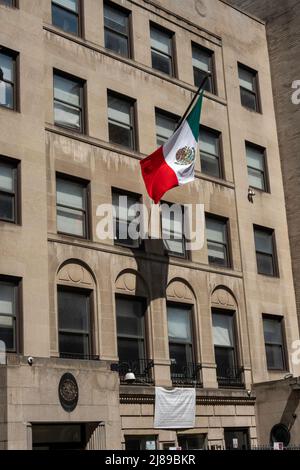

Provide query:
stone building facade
left=0, top=0, right=299, bottom=449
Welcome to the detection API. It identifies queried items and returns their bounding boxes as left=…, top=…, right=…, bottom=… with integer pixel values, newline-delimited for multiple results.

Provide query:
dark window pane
left=58, top=290, right=89, bottom=332
left=0, top=316, right=14, bottom=350
left=0, top=52, right=13, bottom=81
left=169, top=343, right=192, bottom=366
left=108, top=122, right=133, bottom=148
left=52, top=3, right=79, bottom=35
left=215, top=346, right=236, bottom=373
left=112, top=191, right=140, bottom=247
left=116, top=298, right=144, bottom=336
left=0, top=0, right=14, bottom=6
left=193, top=68, right=212, bottom=92
left=201, top=152, right=220, bottom=178
left=265, top=344, right=284, bottom=370
left=178, top=435, right=206, bottom=450
left=125, top=436, right=156, bottom=451
left=155, top=111, right=177, bottom=146
left=59, top=332, right=89, bottom=357
left=263, top=318, right=282, bottom=343
left=0, top=193, right=14, bottom=221
left=257, top=253, right=274, bottom=276
left=118, top=337, right=143, bottom=362
left=254, top=229, right=273, bottom=254
left=0, top=282, right=17, bottom=352
left=0, top=81, right=13, bottom=108
left=116, top=298, right=145, bottom=362
left=125, top=438, right=142, bottom=450
left=240, top=88, right=257, bottom=111
left=151, top=50, right=172, bottom=75
left=104, top=29, right=129, bottom=57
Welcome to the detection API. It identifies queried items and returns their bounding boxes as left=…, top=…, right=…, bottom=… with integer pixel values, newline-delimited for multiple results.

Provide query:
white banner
left=154, top=387, right=196, bottom=429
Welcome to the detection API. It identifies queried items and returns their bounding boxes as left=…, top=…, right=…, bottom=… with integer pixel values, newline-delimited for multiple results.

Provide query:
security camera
left=27, top=356, right=34, bottom=366
left=247, top=389, right=251, bottom=397
left=124, top=371, right=136, bottom=384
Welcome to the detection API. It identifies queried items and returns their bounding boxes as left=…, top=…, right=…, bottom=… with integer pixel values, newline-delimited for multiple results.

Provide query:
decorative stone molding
left=211, top=287, right=236, bottom=308
left=115, top=270, right=148, bottom=297
left=57, top=262, right=94, bottom=287
left=167, top=280, right=194, bottom=302
left=120, top=393, right=256, bottom=406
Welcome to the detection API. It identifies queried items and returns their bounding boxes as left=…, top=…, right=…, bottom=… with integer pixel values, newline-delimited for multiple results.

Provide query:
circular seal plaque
left=59, top=373, right=79, bottom=412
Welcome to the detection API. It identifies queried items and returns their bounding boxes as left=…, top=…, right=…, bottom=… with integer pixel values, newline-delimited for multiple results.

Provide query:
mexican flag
left=140, top=91, right=204, bottom=204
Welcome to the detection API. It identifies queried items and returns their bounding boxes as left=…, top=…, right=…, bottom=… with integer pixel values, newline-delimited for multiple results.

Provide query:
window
left=108, top=92, right=136, bottom=149
left=52, top=0, right=80, bottom=36
left=238, top=63, right=260, bottom=112
left=0, top=0, right=16, bottom=7
left=56, top=175, right=89, bottom=238
left=58, top=288, right=92, bottom=359
left=263, top=316, right=286, bottom=370
left=254, top=226, right=278, bottom=276
left=0, top=158, right=18, bottom=223
left=192, top=44, right=215, bottom=93
left=112, top=190, right=141, bottom=248
left=104, top=2, right=130, bottom=58
left=212, top=310, right=243, bottom=387
left=246, top=143, right=268, bottom=191
left=150, top=24, right=174, bottom=76
left=125, top=436, right=157, bottom=450
left=200, top=127, right=222, bottom=178
left=161, top=203, right=186, bottom=257
left=0, top=49, right=17, bottom=110
left=206, top=215, right=230, bottom=268
left=0, top=278, right=19, bottom=353
left=177, top=434, right=207, bottom=450
left=53, top=71, right=85, bottom=132
left=168, top=305, right=193, bottom=373
left=155, top=109, right=178, bottom=146
left=116, top=297, right=146, bottom=364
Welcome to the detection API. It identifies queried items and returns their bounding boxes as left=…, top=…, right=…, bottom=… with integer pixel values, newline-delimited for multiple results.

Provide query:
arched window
left=56, top=262, right=97, bottom=360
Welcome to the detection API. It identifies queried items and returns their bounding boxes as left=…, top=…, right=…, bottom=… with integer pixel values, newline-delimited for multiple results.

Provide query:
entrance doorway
left=31, top=423, right=103, bottom=450
left=224, top=428, right=250, bottom=450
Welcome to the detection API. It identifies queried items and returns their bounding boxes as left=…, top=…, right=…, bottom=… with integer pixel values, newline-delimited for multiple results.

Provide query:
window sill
left=257, top=272, right=280, bottom=279
left=241, top=105, right=262, bottom=115
left=0, top=104, right=19, bottom=114
left=249, top=186, right=270, bottom=195
left=57, top=231, right=89, bottom=242
left=54, top=122, right=85, bottom=136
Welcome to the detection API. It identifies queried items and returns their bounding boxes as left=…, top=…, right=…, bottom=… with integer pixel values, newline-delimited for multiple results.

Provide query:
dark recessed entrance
left=31, top=423, right=101, bottom=450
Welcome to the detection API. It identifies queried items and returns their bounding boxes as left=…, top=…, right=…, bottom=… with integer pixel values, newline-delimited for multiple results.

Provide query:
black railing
left=217, top=365, right=244, bottom=388
left=118, top=359, right=154, bottom=384
left=59, top=353, right=100, bottom=361
left=170, top=362, right=202, bottom=386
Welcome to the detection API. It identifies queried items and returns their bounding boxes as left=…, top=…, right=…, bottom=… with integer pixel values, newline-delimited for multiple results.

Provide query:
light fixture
left=248, top=187, right=256, bottom=203
left=124, top=371, right=136, bottom=383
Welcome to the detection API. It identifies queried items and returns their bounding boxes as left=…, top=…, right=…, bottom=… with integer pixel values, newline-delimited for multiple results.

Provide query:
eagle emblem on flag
left=175, top=146, right=195, bottom=165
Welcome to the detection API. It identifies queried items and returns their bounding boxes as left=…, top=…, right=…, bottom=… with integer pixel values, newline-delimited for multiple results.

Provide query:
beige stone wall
left=0, top=0, right=299, bottom=449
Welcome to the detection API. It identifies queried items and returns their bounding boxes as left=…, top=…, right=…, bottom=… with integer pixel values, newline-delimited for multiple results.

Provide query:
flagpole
left=174, top=74, right=209, bottom=131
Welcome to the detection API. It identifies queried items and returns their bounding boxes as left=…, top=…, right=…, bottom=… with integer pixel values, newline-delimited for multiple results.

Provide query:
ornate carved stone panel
left=57, top=263, right=94, bottom=287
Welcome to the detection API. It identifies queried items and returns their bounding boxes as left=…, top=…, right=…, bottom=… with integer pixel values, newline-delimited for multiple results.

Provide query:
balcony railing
left=59, top=353, right=100, bottom=361
left=217, top=365, right=244, bottom=388
left=170, top=362, right=202, bottom=387
left=118, top=359, right=154, bottom=384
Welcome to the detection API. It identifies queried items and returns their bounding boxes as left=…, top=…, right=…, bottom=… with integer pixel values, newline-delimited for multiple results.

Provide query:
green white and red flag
left=140, top=91, right=204, bottom=204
